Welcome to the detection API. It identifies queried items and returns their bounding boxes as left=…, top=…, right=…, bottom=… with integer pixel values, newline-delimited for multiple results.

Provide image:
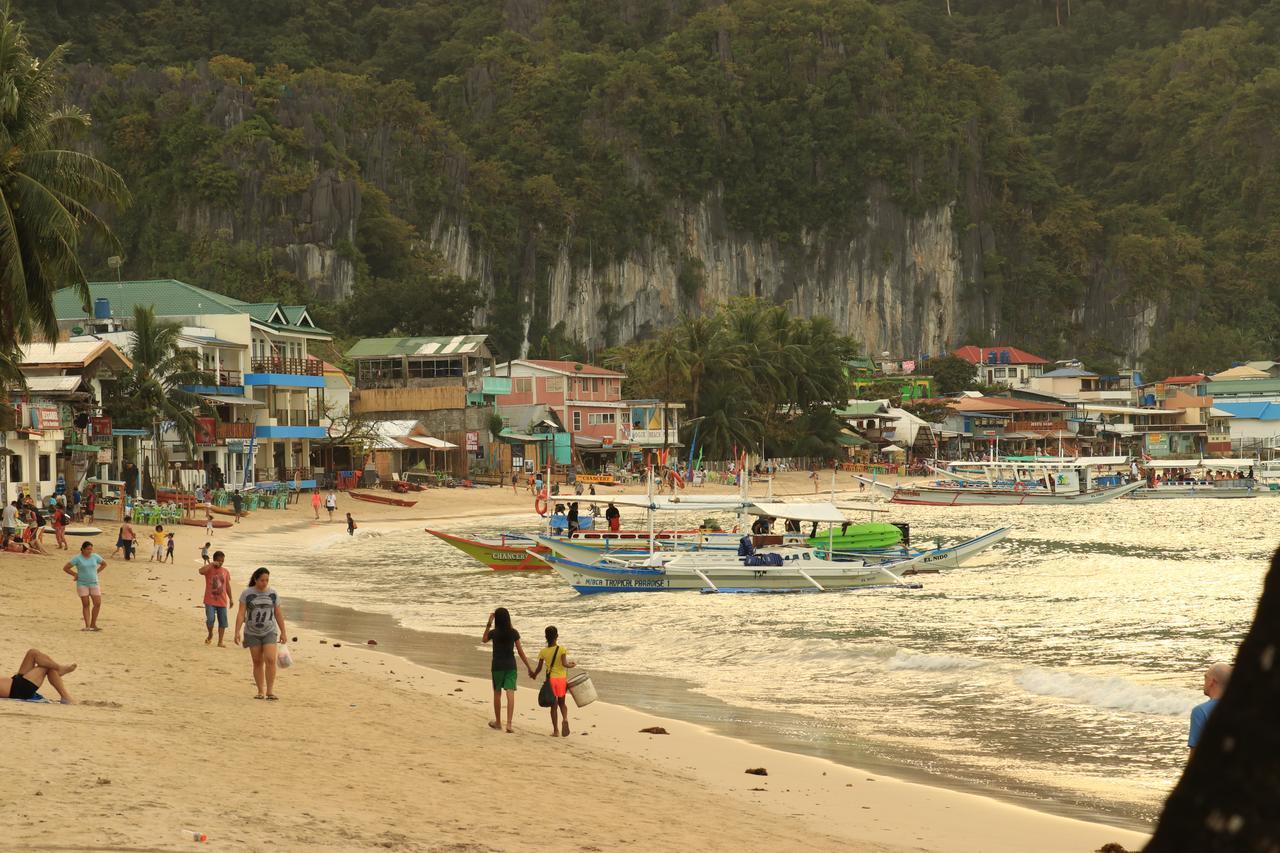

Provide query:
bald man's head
left=1203, top=662, right=1232, bottom=698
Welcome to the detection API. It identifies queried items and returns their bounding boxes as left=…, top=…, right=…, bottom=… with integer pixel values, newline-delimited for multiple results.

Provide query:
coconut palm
left=0, top=4, right=128, bottom=351
left=113, top=306, right=210, bottom=481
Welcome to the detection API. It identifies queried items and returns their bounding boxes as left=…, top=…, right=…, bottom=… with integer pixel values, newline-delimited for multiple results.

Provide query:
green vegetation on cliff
left=16, top=1, right=1280, bottom=374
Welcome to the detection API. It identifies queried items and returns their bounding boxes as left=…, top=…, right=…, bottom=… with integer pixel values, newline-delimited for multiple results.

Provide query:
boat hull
left=538, top=553, right=914, bottom=594
left=831, top=527, right=1010, bottom=572
left=183, top=518, right=233, bottom=529
left=426, top=529, right=547, bottom=570
left=860, top=477, right=1144, bottom=506
left=349, top=491, right=418, bottom=507
left=1128, top=486, right=1258, bottom=500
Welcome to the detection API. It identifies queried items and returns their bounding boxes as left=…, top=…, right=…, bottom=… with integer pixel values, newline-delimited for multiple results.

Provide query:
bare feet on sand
left=488, top=721, right=501, bottom=730
left=61, top=663, right=77, bottom=675
left=562, top=721, right=570, bottom=736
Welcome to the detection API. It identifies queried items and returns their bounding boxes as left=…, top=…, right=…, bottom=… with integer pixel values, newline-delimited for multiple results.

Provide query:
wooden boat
left=1131, top=458, right=1260, bottom=499
left=43, top=525, right=103, bottom=536
left=427, top=530, right=547, bottom=570
left=532, top=536, right=925, bottom=594
left=857, top=458, right=1143, bottom=506
left=349, top=490, right=418, bottom=508
left=183, top=517, right=233, bottom=529
left=209, top=505, right=249, bottom=517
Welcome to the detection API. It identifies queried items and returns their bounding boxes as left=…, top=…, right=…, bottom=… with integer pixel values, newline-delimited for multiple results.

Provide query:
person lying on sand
left=0, top=649, right=77, bottom=704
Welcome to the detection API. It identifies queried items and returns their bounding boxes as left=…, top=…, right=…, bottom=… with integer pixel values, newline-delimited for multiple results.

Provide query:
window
left=545, top=376, right=564, bottom=393
left=572, top=411, right=582, bottom=431
left=8, top=455, right=20, bottom=482
left=38, top=455, right=51, bottom=482
left=993, top=367, right=1007, bottom=378
left=357, top=358, right=404, bottom=383
left=405, top=358, right=462, bottom=378
left=593, top=378, right=602, bottom=393
left=588, top=412, right=616, bottom=425
left=513, top=377, right=532, bottom=394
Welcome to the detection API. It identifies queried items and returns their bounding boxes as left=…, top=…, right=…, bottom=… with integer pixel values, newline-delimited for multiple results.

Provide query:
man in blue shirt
left=1188, top=662, right=1232, bottom=759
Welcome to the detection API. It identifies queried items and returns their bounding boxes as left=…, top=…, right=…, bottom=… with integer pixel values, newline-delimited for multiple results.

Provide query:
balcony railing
left=251, top=357, right=323, bottom=376
left=216, top=421, right=255, bottom=440
left=211, top=369, right=243, bottom=386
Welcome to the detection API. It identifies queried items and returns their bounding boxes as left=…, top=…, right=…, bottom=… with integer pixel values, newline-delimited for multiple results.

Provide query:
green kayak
left=806, top=522, right=902, bottom=550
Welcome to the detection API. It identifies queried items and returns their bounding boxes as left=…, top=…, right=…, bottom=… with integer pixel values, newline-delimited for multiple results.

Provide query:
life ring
left=534, top=491, right=549, bottom=516
left=1013, top=481, right=1025, bottom=492
left=668, top=468, right=685, bottom=489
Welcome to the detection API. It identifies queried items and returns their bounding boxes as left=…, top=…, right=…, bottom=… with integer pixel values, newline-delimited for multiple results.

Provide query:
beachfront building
left=1213, top=402, right=1280, bottom=454
left=944, top=396, right=1075, bottom=457
left=0, top=340, right=133, bottom=504
left=346, top=335, right=506, bottom=476
left=1204, top=370, right=1280, bottom=404
left=52, top=280, right=334, bottom=490
left=491, top=359, right=627, bottom=469
left=952, top=345, right=1048, bottom=388
left=1072, top=402, right=1220, bottom=458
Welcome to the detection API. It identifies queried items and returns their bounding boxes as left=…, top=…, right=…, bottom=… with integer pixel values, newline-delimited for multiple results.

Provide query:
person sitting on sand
left=0, top=648, right=77, bottom=704
left=234, top=567, right=288, bottom=700
left=483, top=607, right=533, bottom=733
left=199, top=551, right=233, bottom=647
left=529, top=625, right=576, bottom=737
left=63, top=541, right=106, bottom=631
left=22, top=517, right=51, bottom=555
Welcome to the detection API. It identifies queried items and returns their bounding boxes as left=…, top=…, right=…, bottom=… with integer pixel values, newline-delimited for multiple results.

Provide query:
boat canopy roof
left=947, top=455, right=1128, bottom=470
left=602, top=494, right=749, bottom=512
left=747, top=502, right=848, bottom=523
left=1143, top=458, right=1255, bottom=470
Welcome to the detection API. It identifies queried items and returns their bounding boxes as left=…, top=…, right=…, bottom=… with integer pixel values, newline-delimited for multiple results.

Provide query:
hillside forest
left=14, top=0, right=1280, bottom=379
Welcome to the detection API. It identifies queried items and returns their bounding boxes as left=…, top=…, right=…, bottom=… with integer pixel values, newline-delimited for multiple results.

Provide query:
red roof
left=951, top=345, right=1048, bottom=366
left=520, top=359, right=624, bottom=378
left=1162, top=374, right=1206, bottom=385
left=949, top=396, right=1070, bottom=413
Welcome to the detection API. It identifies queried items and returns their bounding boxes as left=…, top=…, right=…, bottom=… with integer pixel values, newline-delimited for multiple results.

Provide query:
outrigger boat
left=1130, top=458, right=1259, bottom=499
left=348, top=490, right=418, bottom=508
left=857, top=457, right=1142, bottom=506
left=530, top=534, right=925, bottom=594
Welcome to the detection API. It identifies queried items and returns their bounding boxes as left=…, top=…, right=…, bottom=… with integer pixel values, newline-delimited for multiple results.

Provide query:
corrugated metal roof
left=16, top=375, right=84, bottom=393
left=346, top=335, right=489, bottom=358
left=1040, top=367, right=1097, bottom=378
left=1214, top=402, right=1280, bottom=421
left=19, top=340, right=132, bottom=370
left=53, top=281, right=331, bottom=336
left=951, top=345, right=1048, bottom=365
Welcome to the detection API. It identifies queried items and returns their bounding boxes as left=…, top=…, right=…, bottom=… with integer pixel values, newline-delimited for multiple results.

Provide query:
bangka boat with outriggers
left=856, top=457, right=1143, bottom=506
left=1129, top=458, right=1260, bottom=499
left=529, top=501, right=933, bottom=594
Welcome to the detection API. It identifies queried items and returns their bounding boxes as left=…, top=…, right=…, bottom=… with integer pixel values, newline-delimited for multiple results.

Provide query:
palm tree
left=113, top=306, right=210, bottom=484
left=0, top=3, right=128, bottom=351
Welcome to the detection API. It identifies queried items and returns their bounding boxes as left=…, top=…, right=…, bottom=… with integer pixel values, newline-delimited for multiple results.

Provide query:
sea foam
left=1016, top=667, right=1197, bottom=716
left=886, top=650, right=988, bottom=672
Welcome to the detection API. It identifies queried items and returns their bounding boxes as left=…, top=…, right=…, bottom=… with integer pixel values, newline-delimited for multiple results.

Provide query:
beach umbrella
left=882, top=443, right=906, bottom=454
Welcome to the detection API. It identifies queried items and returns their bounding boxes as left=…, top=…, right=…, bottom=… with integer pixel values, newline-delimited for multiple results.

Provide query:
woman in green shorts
left=482, top=607, right=532, bottom=732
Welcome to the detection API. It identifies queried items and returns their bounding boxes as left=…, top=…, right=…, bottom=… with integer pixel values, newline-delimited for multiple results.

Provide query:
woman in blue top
left=62, top=540, right=107, bottom=631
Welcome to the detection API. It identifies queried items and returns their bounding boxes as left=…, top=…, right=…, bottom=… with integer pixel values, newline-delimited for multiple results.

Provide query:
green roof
left=1205, top=378, right=1280, bottom=396
left=346, top=335, right=489, bottom=358
left=836, top=432, right=870, bottom=447
left=53, top=280, right=331, bottom=337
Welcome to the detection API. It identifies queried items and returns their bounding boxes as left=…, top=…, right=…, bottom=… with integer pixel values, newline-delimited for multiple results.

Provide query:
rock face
left=431, top=188, right=966, bottom=359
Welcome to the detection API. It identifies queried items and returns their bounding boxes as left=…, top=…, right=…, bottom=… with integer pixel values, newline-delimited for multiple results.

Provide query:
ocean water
left=266, top=493, right=1271, bottom=828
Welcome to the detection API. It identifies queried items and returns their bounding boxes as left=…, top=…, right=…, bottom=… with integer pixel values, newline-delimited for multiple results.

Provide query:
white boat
left=856, top=458, right=1142, bottom=506
left=832, top=526, right=1011, bottom=572
left=1130, top=458, right=1260, bottom=499
left=531, top=535, right=924, bottom=594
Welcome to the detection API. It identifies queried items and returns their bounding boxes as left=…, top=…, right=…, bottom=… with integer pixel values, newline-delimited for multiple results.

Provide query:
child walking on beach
left=529, top=625, right=576, bottom=737
left=483, top=608, right=532, bottom=733
left=346, top=513, right=356, bottom=536
left=165, top=531, right=175, bottom=563
left=149, top=524, right=166, bottom=562
left=205, top=508, right=214, bottom=537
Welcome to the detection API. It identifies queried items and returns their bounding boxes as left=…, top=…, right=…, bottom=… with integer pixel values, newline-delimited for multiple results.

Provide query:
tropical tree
left=108, top=306, right=210, bottom=483
left=0, top=3, right=127, bottom=351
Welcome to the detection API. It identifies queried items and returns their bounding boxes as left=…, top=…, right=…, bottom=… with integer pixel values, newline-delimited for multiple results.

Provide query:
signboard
left=97, top=448, right=112, bottom=464
left=32, top=406, right=60, bottom=430
left=602, top=436, right=614, bottom=448
left=227, top=440, right=244, bottom=454
left=195, top=417, right=216, bottom=446
left=1145, top=432, right=1169, bottom=457
left=91, top=416, right=113, bottom=446
left=465, top=431, right=480, bottom=451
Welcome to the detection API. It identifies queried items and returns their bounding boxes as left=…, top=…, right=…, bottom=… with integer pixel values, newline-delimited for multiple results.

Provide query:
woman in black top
left=482, top=607, right=532, bottom=733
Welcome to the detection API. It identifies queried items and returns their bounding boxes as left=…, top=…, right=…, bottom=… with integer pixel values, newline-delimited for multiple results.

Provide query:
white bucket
left=567, top=673, right=597, bottom=707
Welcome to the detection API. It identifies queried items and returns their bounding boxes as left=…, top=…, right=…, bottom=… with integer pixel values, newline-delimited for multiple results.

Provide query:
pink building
left=493, top=360, right=628, bottom=443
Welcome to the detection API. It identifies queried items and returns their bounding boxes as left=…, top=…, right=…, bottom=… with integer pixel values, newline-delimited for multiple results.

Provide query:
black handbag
left=538, top=646, right=560, bottom=708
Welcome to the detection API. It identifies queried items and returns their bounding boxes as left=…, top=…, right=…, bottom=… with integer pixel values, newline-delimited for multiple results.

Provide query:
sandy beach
left=1, top=474, right=1150, bottom=851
